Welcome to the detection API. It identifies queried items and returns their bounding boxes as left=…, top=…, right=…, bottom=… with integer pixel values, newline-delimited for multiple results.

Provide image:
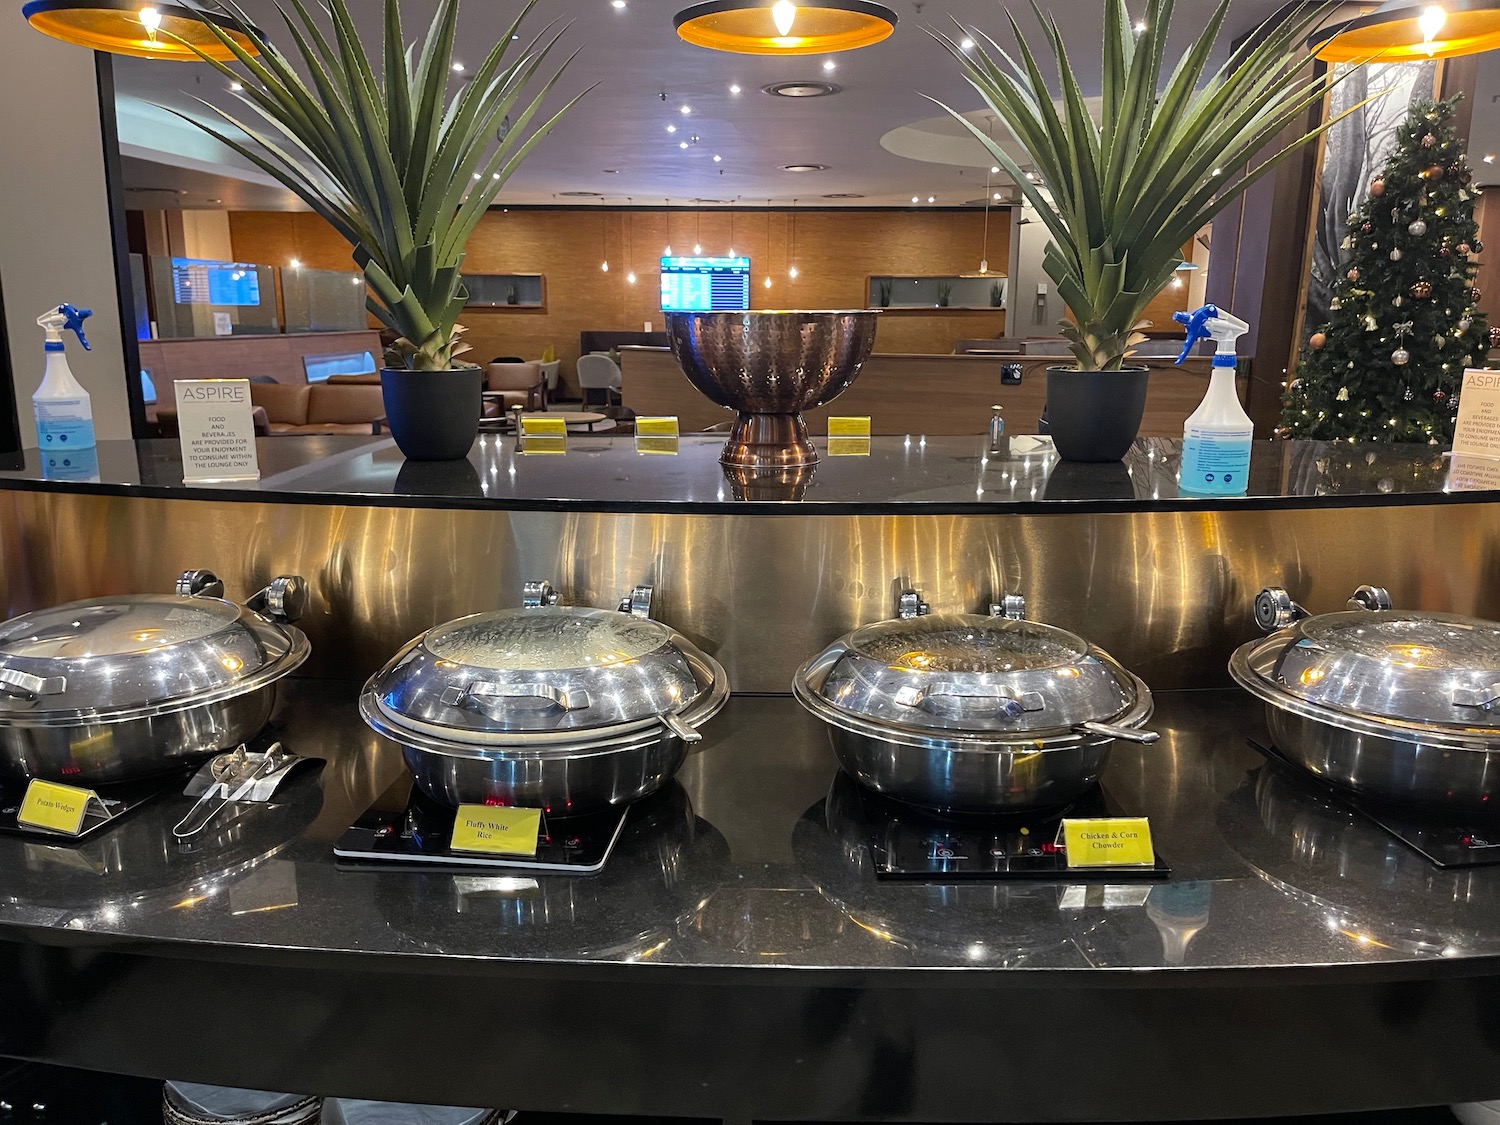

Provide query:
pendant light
left=788, top=200, right=800, bottom=279
left=625, top=199, right=637, bottom=284
left=664, top=200, right=673, bottom=258
left=762, top=200, right=773, bottom=289
left=23, top=0, right=260, bottom=60
left=693, top=207, right=703, bottom=255
left=1310, top=0, right=1500, bottom=61
left=961, top=123, right=1001, bottom=278
left=673, top=0, right=897, bottom=55
left=600, top=202, right=609, bottom=273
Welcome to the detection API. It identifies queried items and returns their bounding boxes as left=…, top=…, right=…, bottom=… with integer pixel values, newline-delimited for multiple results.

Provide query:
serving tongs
left=173, top=741, right=291, bottom=841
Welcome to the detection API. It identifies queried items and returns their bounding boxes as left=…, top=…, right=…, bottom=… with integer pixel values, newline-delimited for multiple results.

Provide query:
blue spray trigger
left=59, top=305, right=92, bottom=351
left=1173, top=304, right=1220, bottom=365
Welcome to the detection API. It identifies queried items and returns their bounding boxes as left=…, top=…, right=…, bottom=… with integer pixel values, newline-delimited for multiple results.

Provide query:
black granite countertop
left=0, top=435, right=1490, bottom=513
left=7, top=684, right=1500, bottom=1118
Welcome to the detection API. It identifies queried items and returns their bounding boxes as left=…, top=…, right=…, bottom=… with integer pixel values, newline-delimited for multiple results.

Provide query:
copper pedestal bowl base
left=720, top=412, right=819, bottom=468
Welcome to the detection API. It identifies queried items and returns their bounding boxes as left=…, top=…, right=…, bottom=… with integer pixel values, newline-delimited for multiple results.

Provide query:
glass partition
left=282, top=265, right=368, bottom=332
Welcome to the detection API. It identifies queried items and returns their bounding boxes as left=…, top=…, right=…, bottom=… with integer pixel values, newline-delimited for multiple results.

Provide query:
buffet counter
left=2, top=436, right=1500, bottom=1120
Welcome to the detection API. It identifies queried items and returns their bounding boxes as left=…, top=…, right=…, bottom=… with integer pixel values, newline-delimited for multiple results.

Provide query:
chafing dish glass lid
left=1260, top=610, right=1500, bottom=728
left=369, top=606, right=706, bottom=739
left=0, top=594, right=304, bottom=723
left=810, top=614, right=1140, bottom=734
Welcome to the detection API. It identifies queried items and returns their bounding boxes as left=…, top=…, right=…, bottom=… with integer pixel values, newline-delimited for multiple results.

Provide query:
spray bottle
left=33, top=304, right=96, bottom=453
left=1173, top=304, right=1252, bottom=496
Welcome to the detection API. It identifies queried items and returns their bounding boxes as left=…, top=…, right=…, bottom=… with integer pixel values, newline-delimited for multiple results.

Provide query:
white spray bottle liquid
left=33, top=304, right=96, bottom=454
left=1173, top=303, right=1252, bottom=496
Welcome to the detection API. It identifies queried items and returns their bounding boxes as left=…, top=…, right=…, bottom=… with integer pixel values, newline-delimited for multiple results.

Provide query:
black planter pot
left=1044, top=366, right=1149, bottom=462
left=379, top=367, right=483, bottom=461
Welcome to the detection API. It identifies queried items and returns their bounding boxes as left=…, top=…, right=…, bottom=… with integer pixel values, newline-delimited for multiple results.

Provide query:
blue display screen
left=170, top=258, right=262, bottom=307
left=660, top=256, right=749, bottom=311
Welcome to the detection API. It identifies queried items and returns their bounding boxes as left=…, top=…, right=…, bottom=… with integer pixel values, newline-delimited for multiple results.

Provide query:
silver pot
left=1230, top=584, right=1500, bottom=810
left=792, top=590, right=1158, bottom=813
left=0, top=570, right=309, bottom=786
left=360, top=581, right=728, bottom=813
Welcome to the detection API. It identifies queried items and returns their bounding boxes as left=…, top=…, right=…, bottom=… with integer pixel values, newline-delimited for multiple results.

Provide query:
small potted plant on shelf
left=505, top=282, right=519, bottom=307
left=937, top=0, right=1352, bottom=461
left=990, top=280, right=1004, bottom=308
left=176, top=0, right=580, bottom=460
left=936, top=281, right=952, bottom=308
left=877, top=279, right=892, bottom=308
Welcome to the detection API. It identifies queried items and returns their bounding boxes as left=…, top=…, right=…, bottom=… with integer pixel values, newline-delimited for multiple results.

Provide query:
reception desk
left=619, top=346, right=1244, bottom=436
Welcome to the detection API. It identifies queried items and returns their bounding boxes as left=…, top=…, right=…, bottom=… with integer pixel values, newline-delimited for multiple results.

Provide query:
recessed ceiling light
left=612, top=0, right=626, bottom=6
left=822, top=192, right=864, bottom=198
left=680, top=141, right=689, bottom=149
left=667, top=123, right=677, bottom=133
left=762, top=81, right=841, bottom=98
left=911, top=195, right=919, bottom=203
left=960, top=37, right=975, bottom=49
left=1134, top=20, right=1146, bottom=31
left=289, top=258, right=301, bottom=269
left=822, top=58, right=835, bottom=71
left=451, top=61, right=464, bottom=72
left=491, top=172, right=500, bottom=179
left=680, top=104, right=691, bottom=114
left=208, top=197, right=221, bottom=203
left=729, top=83, right=741, bottom=93
left=781, top=163, right=829, bottom=172
left=713, top=154, right=722, bottom=162
left=990, top=165, right=999, bottom=174
left=558, top=190, right=604, bottom=197
left=927, top=195, right=935, bottom=203
left=1487, top=154, right=1497, bottom=163
left=603, top=168, right=621, bottom=174
left=472, top=173, right=481, bottom=180
left=230, top=81, right=242, bottom=91
left=993, top=192, right=1001, bottom=200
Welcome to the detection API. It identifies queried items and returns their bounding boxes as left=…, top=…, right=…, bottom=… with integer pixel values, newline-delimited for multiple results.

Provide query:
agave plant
left=937, top=0, right=1353, bottom=371
left=175, top=0, right=580, bottom=370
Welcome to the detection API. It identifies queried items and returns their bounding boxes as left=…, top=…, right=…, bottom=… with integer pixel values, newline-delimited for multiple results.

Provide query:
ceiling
left=110, top=0, right=1500, bottom=210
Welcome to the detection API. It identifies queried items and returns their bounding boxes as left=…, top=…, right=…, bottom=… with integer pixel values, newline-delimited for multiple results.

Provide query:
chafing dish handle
left=440, top=681, right=592, bottom=713
left=660, top=709, right=704, bottom=744
left=1075, top=721, right=1160, bottom=744
left=0, top=668, right=66, bottom=698
left=893, top=684, right=1045, bottom=719
left=1452, top=683, right=1500, bottom=709
left=175, top=569, right=225, bottom=599
left=1254, top=587, right=1308, bottom=633
left=246, top=576, right=308, bottom=624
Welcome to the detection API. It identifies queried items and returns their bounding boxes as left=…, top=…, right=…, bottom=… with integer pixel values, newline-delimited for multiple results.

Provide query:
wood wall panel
left=228, top=208, right=1011, bottom=394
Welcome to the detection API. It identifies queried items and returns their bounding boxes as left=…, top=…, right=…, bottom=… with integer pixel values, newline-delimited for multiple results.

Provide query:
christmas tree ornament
left=1474, top=240, right=1484, bottom=253
left=1347, top=267, right=1360, bottom=282
left=1389, top=248, right=1403, bottom=261
left=1435, top=389, right=1447, bottom=402
left=1422, top=133, right=1436, bottom=147
left=1337, top=387, right=1350, bottom=400
left=1341, top=234, right=1355, bottom=250
left=1370, top=176, right=1386, bottom=196
left=1463, top=355, right=1473, bottom=364
left=1411, top=280, right=1432, bottom=298
left=1474, top=287, right=1483, bottom=301
left=1435, top=335, right=1447, bottom=347
left=1408, top=219, right=1427, bottom=236
left=1378, top=479, right=1394, bottom=493
left=1404, top=387, right=1415, bottom=401
left=1366, top=452, right=1377, bottom=465
left=1363, top=314, right=1378, bottom=331
left=1361, top=221, right=1372, bottom=233
left=1330, top=296, right=1343, bottom=310
left=1392, top=349, right=1411, bottom=364
left=1424, top=165, right=1444, bottom=180
left=1458, top=242, right=1472, bottom=254
left=1310, top=332, right=1327, bottom=349
left=1440, top=247, right=1450, bottom=257
left=1460, top=318, right=1473, bottom=331
left=1393, top=295, right=1404, bottom=306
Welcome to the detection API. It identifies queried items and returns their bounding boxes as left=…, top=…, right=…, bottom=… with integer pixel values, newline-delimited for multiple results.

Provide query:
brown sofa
left=248, top=381, right=386, bottom=435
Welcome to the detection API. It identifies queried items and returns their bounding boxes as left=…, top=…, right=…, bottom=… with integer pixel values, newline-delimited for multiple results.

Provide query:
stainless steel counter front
left=3, top=682, right=1500, bottom=1119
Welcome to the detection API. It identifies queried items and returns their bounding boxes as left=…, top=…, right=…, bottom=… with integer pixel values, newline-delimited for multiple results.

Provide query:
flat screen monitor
left=660, top=256, right=749, bottom=312
left=170, top=258, right=262, bottom=307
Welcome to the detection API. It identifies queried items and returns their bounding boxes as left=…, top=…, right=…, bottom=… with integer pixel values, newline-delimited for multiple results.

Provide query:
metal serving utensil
left=173, top=742, right=288, bottom=841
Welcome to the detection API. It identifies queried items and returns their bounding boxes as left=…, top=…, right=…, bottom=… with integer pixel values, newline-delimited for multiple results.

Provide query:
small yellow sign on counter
left=519, top=415, right=567, bottom=436
left=827, top=416, right=871, bottom=437
left=1058, top=817, right=1155, bottom=868
left=635, top=416, right=680, bottom=437
left=450, top=805, right=542, bottom=857
left=635, top=436, right=680, bottom=455
left=17, top=779, right=97, bottom=835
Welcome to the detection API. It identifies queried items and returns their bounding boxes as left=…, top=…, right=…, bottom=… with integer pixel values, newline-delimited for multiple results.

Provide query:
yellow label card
left=450, top=805, right=542, bottom=857
left=17, top=779, right=96, bottom=835
left=1058, top=817, right=1155, bottom=868
left=827, top=436, right=872, bottom=457
left=635, top=416, right=680, bottom=437
left=519, top=435, right=567, bottom=455
left=635, top=436, right=680, bottom=456
left=828, top=416, right=871, bottom=437
left=519, top=415, right=567, bottom=436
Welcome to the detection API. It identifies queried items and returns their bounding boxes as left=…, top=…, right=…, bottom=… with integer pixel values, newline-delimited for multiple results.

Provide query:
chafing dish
left=360, top=581, right=728, bottom=812
left=1230, top=584, right=1500, bottom=809
left=0, top=570, right=308, bottom=785
left=792, top=590, right=1158, bottom=812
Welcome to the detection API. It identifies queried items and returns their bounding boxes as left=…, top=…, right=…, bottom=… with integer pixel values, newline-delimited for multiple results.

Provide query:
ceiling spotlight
left=492, top=172, right=500, bottom=179
left=472, top=173, right=481, bottom=180
left=780, top=163, right=829, bottom=172
left=1134, top=20, right=1147, bottom=31
left=1211, top=167, right=1222, bottom=176
left=667, top=123, right=677, bottom=133
left=990, top=165, right=999, bottom=174
left=730, top=83, right=741, bottom=93
left=680, top=104, right=691, bottom=114
left=451, top=61, right=464, bottom=72
left=230, top=80, right=242, bottom=91
left=674, top=0, right=897, bottom=55
left=822, top=58, right=835, bottom=70
left=911, top=195, right=919, bottom=203
left=612, top=0, right=626, bottom=6
left=679, top=141, right=689, bottom=149
left=289, top=258, right=301, bottom=269
left=960, top=37, right=975, bottom=49
left=927, top=195, right=935, bottom=203
left=1487, top=154, right=1497, bottom=163
left=351, top=276, right=362, bottom=285
left=691, top=134, right=700, bottom=143
left=993, top=192, right=1001, bottom=200
left=713, top=153, right=722, bottom=162
left=762, top=80, right=842, bottom=97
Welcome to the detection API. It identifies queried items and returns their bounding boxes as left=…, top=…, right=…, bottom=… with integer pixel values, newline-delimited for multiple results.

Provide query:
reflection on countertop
left=0, top=436, right=1484, bottom=513
left=5, top=681, right=1500, bottom=975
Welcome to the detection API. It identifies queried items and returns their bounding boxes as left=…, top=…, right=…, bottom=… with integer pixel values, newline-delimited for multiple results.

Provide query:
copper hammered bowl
left=666, top=310, right=879, bottom=468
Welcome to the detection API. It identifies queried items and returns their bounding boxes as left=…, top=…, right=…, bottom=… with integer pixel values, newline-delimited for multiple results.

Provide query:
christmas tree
left=1283, top=96, right=1487, bottom=444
